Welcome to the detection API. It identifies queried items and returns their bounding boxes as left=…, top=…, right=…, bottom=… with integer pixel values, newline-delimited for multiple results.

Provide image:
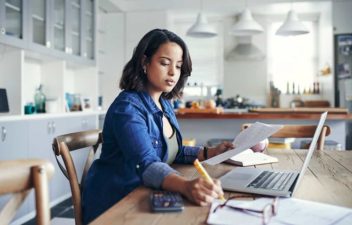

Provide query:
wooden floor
left=90, top=149, right=352, bottom=225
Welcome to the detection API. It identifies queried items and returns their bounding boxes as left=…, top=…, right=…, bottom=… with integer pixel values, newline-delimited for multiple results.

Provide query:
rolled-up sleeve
left=175, top=145, right=201, bottom=164
left=142, top=162, right=179, bottom=188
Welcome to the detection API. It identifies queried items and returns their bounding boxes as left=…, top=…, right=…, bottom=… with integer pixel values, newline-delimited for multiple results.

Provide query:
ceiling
left=101, top=0, right=347, bottom=14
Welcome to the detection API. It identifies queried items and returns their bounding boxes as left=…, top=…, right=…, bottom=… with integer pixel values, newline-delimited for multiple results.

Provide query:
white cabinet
left=0, top=120, right=29, bottom=222
left=0, top=114, right=98, bottom=224
left=0, top=0, right=96, bottom=64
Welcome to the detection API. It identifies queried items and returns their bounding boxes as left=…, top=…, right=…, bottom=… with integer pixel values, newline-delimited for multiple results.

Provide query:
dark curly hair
left=119, top=29, right=192, bottom=99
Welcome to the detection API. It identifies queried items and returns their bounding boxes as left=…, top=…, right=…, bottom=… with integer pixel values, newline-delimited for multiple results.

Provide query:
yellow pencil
left=193, top=159, right=226, bottom=201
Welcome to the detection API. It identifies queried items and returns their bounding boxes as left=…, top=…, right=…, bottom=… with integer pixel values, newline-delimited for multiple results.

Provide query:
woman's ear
left=141, top=55, right=147, bottom=74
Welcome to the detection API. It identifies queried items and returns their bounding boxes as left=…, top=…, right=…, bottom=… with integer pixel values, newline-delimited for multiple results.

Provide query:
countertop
left=176, top=108, right=352, bottom=120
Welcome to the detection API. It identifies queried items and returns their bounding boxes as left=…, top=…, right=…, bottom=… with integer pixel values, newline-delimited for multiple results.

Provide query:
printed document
left=207, top=198, right=352, bottom=225
left=204, top=122, right=282, bottom=165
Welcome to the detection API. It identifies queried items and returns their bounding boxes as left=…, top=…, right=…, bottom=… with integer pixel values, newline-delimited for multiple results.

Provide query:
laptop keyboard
left=248, top=171, right=295, bottom=191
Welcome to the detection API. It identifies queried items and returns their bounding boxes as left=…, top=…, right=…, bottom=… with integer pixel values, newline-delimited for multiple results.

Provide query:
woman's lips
left=165, top=79, right=175, bottom=86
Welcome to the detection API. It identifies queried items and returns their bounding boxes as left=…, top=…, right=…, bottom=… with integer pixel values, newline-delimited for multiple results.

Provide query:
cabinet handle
left=47, top=122, right=52, bottom=134
left=52, top=122, right=56, bottom=133
left=1, top=126, right=7, bottom=142
left=82, top=119, right=88, bottom=128
left=0, top=28, right=5, bottom=35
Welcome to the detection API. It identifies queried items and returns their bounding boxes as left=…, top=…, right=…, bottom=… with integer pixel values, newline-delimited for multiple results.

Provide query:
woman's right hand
left=182, top=177, right=224, bottom=206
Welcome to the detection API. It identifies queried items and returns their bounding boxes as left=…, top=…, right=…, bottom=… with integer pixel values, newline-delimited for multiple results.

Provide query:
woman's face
left=145, top=42, right=183, bottom=97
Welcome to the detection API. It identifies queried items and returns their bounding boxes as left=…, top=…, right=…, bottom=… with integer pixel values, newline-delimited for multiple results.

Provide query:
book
left=226, top=149, right=278, bottom=167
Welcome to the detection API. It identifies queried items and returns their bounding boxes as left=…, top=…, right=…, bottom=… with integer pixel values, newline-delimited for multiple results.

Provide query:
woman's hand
left=162, top=173, right=223, bottom=207
left=203, top=142, right=234, bottom=160
left=183, top=178, right=224, bottom=206
left=250, top=138, right=269, bottom=152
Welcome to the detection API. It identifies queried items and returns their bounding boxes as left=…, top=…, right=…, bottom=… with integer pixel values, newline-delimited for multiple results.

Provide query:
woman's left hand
left=211, top=141, right=234, bottom=157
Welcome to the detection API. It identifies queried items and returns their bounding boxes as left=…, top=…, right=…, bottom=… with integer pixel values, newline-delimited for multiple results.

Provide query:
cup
left=46, top=98, right=58, bottom=113
left=24, top=103, right=36, bottom=115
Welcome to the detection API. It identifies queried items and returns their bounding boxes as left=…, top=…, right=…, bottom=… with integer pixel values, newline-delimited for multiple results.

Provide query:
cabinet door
left=0, top=121, right=28, bottom=160
left=82, top=0, right=95, bottom=60
left=28, top=0, right=52, bottom=54
left=27, top=118, right=71, bottom=211
left=52, top=0, right=66, bottom=52
left=0, top=0, right=28, bottom=47
left=67, top=0, right=82, bottom=57
left=0, top=120, right=29, bottom=222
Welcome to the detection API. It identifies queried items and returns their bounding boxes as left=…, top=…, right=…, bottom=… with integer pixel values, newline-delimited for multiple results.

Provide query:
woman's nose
left=168, top=66, right=176, bottom=76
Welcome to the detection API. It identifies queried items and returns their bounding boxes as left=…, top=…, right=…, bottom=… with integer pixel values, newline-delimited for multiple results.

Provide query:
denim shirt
left=82, top=90, right=201, bottom=224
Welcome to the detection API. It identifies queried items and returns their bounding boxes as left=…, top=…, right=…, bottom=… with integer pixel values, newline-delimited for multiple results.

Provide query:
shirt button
left=136, top=164, right=140, bottom=169
left=155, top=140, right=158, bottom=144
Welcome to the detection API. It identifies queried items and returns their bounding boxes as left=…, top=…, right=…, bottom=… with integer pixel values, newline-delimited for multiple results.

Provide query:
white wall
left=223, top=15, right=268, bottom=105
left=124, top=11, right=169, bottom=60
left=333, top=0, right=352, bottom=34
left=98, top=12, right=125, bottom=109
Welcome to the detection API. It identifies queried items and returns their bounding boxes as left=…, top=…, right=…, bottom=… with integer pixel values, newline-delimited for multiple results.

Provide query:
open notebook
left=226, top=149, right=278, bottom=167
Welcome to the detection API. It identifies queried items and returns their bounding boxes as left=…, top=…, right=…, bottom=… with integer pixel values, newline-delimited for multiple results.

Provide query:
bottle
left=286, top=81, right=290, bottom=95
left=34, top=84, right=46, bottom=113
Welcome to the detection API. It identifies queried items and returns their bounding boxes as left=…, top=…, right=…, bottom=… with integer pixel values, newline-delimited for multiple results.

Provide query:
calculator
left=150, top=191, right=184, bottom=212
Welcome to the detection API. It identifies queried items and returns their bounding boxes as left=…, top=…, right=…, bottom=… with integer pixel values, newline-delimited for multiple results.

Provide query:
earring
left=144, top=68, right=146, bottom=74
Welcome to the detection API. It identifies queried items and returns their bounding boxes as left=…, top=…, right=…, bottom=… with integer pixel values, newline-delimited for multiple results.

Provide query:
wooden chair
left=0, top=159, right=54, bottom=225
left=242, top=124, right=331, bottom=150
left=52, top=129, right=102, bottom=225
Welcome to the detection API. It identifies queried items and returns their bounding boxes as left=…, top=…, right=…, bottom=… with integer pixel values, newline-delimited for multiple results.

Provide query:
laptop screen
left=292, top=112, right=328, bottom=194
left=0, top=89, right=9, bottom=113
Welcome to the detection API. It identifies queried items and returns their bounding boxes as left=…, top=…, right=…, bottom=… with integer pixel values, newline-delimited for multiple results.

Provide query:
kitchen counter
left=176, top=108, right=352, bottom=149
left=176, top=112, right=352, bottom=120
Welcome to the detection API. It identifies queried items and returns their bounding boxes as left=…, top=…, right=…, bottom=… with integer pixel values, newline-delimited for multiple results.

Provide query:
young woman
left=82, top=29, right=265, bottom=224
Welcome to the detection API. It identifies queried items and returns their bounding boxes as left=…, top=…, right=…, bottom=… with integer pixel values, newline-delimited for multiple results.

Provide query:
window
left=267, top=21, right=318, bottom=94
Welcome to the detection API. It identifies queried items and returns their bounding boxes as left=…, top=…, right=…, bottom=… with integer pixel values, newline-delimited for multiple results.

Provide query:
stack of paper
left=204, top=122, right=283, bottom=165
left=207, top=198, right=352, bottom=225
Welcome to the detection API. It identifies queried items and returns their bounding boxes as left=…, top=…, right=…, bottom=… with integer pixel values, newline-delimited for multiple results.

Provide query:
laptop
left=219, top=112, right=328, bottom=197
left=0, top=88, right=9, bottom=113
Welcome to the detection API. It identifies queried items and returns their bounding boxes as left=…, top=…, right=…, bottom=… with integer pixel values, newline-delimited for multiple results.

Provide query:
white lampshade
left=276, top=10, right=309, bottom=36
left=229, top=9, right=264, bottom=36
left=186, top=13, right=217, bottom=38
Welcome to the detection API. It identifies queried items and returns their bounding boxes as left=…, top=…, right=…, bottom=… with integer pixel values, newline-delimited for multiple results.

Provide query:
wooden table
left=90, top=149, right=352, bottom=225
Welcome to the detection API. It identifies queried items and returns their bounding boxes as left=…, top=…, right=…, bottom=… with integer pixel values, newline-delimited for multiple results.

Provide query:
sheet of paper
left=207, top=198, right=352, bottom=225
left=204, top=122, right=283, bottom=165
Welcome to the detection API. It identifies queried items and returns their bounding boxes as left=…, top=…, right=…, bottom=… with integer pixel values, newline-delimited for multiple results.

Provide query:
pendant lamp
left=229, top=8, right=264, bottom=36
left=276, top=10, right=309, bottom=36
left=186, top=0, right=217, bottom=38
left=186, top=13, right=217, bottom=38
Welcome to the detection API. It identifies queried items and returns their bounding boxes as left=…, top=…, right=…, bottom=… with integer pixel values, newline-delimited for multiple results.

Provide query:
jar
left=34, top=85, right=46, bottom=113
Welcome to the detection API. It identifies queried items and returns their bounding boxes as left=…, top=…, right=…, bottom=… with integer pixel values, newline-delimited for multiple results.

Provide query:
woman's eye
left=176, top=65, right=182, bottom=69
left=161, top=62, right=169, bottom=66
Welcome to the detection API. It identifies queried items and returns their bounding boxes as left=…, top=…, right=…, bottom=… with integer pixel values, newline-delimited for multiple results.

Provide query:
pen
left=193, top=159, right=226, bottom=201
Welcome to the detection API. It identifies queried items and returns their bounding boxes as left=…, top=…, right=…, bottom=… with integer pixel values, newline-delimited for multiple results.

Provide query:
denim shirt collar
left=138, top=91, right=173, bottom=116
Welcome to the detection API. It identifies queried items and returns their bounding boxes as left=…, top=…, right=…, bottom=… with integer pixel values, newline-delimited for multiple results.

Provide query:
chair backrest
left=52, top=129, right=102, bottom=225
left=242, top=124, right=331, bottom=150
left=0, top=159, right=54, bottom=225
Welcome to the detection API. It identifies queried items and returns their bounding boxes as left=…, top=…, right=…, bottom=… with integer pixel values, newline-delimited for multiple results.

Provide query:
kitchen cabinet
left=0, top=114, right=98, bottom=224
left=0, top=120, right=29, bottom=222
left=0, top=1, right=98, bottom=117
left=0, top=0, right=28, bottom=48
left=0, top=0, right=96, bottom=64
